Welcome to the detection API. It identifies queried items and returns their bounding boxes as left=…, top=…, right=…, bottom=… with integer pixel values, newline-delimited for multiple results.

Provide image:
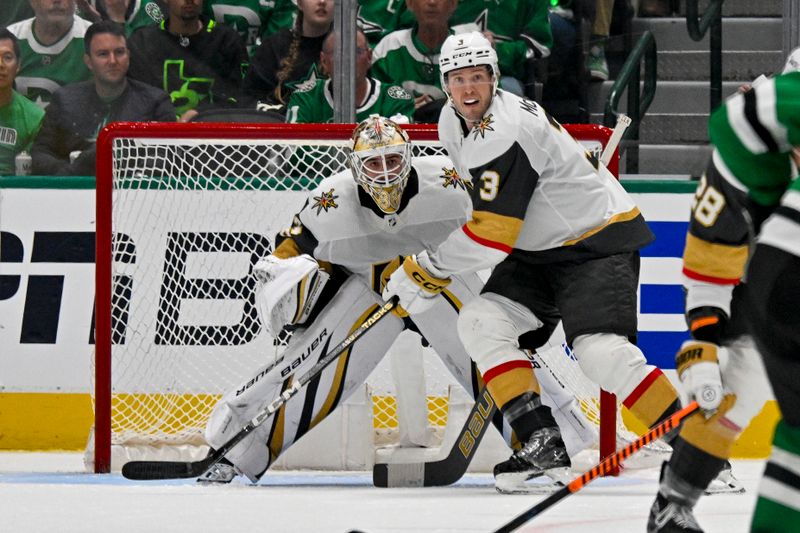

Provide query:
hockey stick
left=373, top=384, right=496, bottom=487
left=491, top=401, right=699, bottom=533
left=122, top=298, right=398, bottom=480
left=599, top=114, right=632, bottom=167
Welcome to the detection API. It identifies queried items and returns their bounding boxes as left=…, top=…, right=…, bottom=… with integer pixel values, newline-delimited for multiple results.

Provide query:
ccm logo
left=411, top=272, right=443, bottom=293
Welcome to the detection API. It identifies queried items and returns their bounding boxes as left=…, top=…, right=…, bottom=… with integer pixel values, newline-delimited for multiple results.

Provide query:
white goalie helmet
left=348, top=114, right=413, bottom=214
left=439, top=31, right=500, bottom=98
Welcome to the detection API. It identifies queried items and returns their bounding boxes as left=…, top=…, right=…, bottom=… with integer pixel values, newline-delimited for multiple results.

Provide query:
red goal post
left=93, top=121, right=620, bottom=474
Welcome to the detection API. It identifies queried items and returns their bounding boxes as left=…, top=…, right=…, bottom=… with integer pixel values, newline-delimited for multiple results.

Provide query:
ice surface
left=0, top=452, right=764, bottom=533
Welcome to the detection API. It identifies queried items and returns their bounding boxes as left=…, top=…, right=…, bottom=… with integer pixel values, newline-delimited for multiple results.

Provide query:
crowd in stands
left=1, top=0, right=665, bottom=177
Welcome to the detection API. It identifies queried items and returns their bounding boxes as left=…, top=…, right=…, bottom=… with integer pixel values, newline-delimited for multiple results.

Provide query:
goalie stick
left=373, top=384, right=497, bottom=488
left=491, top=401, right=700, bottom=533
left=122, top=298, right=398, bottom=481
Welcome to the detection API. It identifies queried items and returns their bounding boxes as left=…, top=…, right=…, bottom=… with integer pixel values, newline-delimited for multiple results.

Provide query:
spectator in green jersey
left=451, top=0, right=553, bottom=96
left=76, top=0, right=166, bottom=36
left=0, top=28, right=44, bottom=175
left=371, top=0, right=458, bottom=123
left=285, top=29, right=414, bottom=124
left=0, top=0, right=35, bottom=28
left=8, top=0, right=93, bottom=107
left=356, top=0, right=414, bottom=47
left=204, top=0, right=297, bottom=56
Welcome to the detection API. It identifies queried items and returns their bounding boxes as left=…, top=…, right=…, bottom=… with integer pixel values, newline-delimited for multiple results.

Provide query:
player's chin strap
left=121, top=298, right=398, bottom=481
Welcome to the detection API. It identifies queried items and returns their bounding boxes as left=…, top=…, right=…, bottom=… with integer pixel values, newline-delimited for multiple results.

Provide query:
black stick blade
left=121, top=458, right=211, bottom=480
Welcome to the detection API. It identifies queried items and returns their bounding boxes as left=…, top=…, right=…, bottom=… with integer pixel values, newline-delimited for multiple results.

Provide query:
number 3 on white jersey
left=479, top=171, right=499, bottom=201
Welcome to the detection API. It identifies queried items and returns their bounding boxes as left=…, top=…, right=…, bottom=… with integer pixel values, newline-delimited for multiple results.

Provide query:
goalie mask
left=439, top=31, right=500, bottom=100
left=348, top=114, right=412, bottom=214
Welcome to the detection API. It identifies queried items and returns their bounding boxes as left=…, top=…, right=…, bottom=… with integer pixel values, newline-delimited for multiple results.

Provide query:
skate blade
left=496, top=479, right=565, bottom=495
left=704, top=481, right=746, bottom=495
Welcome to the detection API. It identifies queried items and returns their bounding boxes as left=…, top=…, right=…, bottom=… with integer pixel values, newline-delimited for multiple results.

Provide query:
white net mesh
left=92, top=124, right=640, bottom=471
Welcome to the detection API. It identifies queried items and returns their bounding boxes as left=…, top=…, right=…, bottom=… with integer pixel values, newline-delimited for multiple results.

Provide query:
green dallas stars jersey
left=710, top=71, right=800, bottom=208
left=682, top=71, right=800, bottom=292
left=81, top=0, right=164, bottom=35
left=0, top=90, right=44, bottom=175
left=124, top=0, right=164, bottom=34
left=356, top=0, right=415, bottom=47
left=285, top=77, right=414, bottom=123
left=7, top=16, right=93, bottom=107
left=451, top=0, right=552, bottom=80
left=204, top=0, right=296, bottom=56
left=371, top=27, right=449, bottom=100
left=704, top=70, right=800, bottom=261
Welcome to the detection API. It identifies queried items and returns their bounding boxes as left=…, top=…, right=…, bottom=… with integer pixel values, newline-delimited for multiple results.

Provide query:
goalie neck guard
left=348, top=114, right=412, bottom=214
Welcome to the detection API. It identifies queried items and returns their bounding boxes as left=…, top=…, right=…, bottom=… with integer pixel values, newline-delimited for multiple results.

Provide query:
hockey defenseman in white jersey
left=384, top=32, right=687, bottom=493
left=202, top=115, right=594, bottom=484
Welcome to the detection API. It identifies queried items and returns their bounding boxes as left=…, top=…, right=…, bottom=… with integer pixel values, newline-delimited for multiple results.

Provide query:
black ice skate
left=196, top=457, right=238, bottom=484
left=647, top=492, right=704, bottom=533
left=494, top=426, right=571, bottom=494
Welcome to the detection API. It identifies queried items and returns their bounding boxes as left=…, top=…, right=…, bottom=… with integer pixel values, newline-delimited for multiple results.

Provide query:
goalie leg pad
left=528, top=347, right=598, bottom=457
left=205, top=276, right=403, bottom=481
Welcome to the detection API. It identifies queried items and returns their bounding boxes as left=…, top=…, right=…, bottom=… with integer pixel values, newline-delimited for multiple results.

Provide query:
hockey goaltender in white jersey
left=203, top=115, right=594, bottom=484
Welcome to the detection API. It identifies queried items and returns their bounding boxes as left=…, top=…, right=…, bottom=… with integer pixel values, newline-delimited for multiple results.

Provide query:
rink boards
left=0, top=178, right=780, bottom=454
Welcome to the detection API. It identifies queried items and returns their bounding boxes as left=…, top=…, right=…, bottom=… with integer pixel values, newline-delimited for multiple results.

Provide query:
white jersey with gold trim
left=429, top=90, right=653, bottom=275
left=289, top=154, right=473, bottom=283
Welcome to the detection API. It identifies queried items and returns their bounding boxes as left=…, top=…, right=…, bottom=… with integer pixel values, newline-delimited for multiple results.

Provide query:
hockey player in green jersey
left=8, top=0, right=93, bottom=107
left=285, top=30, right=414, bottom=124
left=647, top=70, right=800, bottom=533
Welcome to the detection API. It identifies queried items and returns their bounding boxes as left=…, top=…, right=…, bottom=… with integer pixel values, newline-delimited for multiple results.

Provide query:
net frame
left=93, top=121, right=620, bottom=474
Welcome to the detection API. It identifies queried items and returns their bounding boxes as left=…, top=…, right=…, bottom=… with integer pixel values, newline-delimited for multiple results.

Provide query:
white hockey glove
left=382, top=253, right=450, bottom=315
left=254, top=254, right=329, bottom=337
left=675, top=340, right=724, bottom=416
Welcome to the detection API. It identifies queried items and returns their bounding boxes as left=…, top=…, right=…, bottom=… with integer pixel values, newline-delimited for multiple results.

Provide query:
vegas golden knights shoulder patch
left=312, top=189, right=339, bottom=214
left=440, top=167, right=473, bottom=191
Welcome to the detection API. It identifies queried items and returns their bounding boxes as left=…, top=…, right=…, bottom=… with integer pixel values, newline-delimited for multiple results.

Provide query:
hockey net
left=90, top=121, right=645, bottom=474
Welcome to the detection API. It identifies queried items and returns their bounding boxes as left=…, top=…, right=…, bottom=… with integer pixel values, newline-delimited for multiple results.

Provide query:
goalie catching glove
left=254, top=254, right=329, bottom=337
left=382, top=252, right=450, bottom=315
left=675, top=340, right=724, bottom=416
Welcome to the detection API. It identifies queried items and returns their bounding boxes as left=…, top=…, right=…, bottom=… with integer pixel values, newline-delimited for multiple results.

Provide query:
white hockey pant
left=571, top=332, right=656, bottom=400
left=457, top=293, right=596, bottom=453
